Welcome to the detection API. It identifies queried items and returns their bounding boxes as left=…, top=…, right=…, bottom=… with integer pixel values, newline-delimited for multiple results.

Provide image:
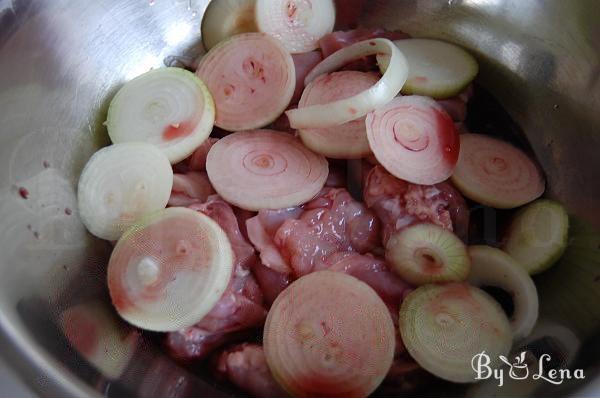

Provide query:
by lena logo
left=471, top=351, right=585, bottom=387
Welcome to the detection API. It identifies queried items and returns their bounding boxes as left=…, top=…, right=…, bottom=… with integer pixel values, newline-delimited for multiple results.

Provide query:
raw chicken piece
left=319, top=28, right=410, bottom=58
left=234, top=207, right=257, bottom=242
left=251, top=261, right=292, bottom=307
left=167, top=172, right=214, bottom=207
left=364, top=166, right=469, bottom=244
left=188, top=137, right=219, bottom=171
left=436, top=84, right=475, bottom=122
left=165, top=196, right=267, bottom=360
left=274, top=188, right=380, bottom=276
left=190, top=196, right=256, bottom=268
left=246, top=207, right=303, bottom=273
left=291, top=51, right=323, bottom=104
left=215, top=344, right=288, bottom=398
left=324, top=252, right=412, bottom=306
left=166, top=328, right=231, bottom=361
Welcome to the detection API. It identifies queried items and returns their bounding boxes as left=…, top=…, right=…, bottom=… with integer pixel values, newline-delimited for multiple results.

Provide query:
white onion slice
left=197, top=33, right=295, bottom=131
left=467, top=245, right=539, bottom=341
left=77, top=143, right=173, bottom=241
left=298, top=71, right=378, bottom=159
left=286, top=38, right=409, bottom=129
left=255, top=0, right=335, bottom=53
left=451, top=134, right=545, bottom=208
left=107, top=207, right=233, bottom=332
left=201, top=0, right=258, bottom=50
left=107, top=67, right=215, bottom=164
left=366, top=95, right=460, bottom=185
left=378, top=39, right=479, bottom=99
left=264, top=271, right=395, bottom=397
left=206, top=129, right=328, bottom=210
left=400, top=283, right=512, bottom=383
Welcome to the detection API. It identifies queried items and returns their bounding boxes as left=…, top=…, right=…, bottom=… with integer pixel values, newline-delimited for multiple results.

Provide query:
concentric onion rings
left=206, top=129, right=328, bottom=210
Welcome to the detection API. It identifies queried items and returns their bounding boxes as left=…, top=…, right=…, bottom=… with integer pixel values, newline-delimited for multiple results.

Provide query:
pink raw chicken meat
left=324, top=252, right=411, bottom=306
left=251, top=262, right=292, bottom=307
left=188, top=137, right=220, bottom=171
left=273, top=188, right=380, bottom=277
left=167, top=172, right=215, bottom=207
left=436, top=84, right=475, bottom=123
left=165, top=196, right=267, bottom=361
left=246, top=207, right=303, bottom=274
left=364, top=166, right=469, bottom=245
left=215, top=344, right=287, bottom=398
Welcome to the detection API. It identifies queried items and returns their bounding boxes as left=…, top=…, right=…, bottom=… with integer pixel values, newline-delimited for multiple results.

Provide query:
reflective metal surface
left=0, top=0, right=598, bottom=397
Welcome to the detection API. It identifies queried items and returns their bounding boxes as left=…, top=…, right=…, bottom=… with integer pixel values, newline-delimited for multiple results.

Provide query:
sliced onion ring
left=400, top=283, right=512, bottom=383
left=467, top=245, right=539, bottom=341
left=451, top=134, right=545, bottom=208
left=255, top=0, right=335, bottom=54
left=286, top=38, right=408, bottom=129
left=264, top=271, right=395, bottom=398
left=107, top=67, right=215, bottom=164
left=298, top=71, right=378, bottom=159
left=77, top=143, right=173, bottom=241
left=201, top=0, right=258, bottom=50
left=197, top=33, right=295, bottom=131
left=107, top=207, right=233, bottom=332
left=366, top=96, right=460, bottom=185
left=206, top=130, right=328, bottom=211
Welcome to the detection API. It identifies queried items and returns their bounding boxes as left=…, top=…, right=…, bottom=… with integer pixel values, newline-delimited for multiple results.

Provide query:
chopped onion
left=298, top=71, right=378, bottom=159
left=264, top=271, right=395, bottom=397
left=201, top=0, right=257, bottom=50
left=468, top=245, right=539, bottom=341
left=206, top=130, right=328, bottom=210
left=366, top=96, right=460, bottom=185
left=77, top=143, right=173, bottom=241
left=107, top=67, right=215, bottom=164
left=255, top=0, right=335, bottom=53
left=107, top=207, right=233, bottom=332
left=197, top=33, right=295, bottom=131
left=451, top=134, right=545, bottom=208
left=286, top=38, right=409, bottom=129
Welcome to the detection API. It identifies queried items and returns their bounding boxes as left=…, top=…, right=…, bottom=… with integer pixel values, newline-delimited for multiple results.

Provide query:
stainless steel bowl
left=1, top=0, right=599, bottom=396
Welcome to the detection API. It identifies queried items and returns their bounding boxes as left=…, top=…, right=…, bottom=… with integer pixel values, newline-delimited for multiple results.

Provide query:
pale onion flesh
left=451, top=134, right=545, bottom=208
left=107, top=67, right=215, bottom=164
left=202, top=0, right=258, bottom=50
left=377, top=39, right=479, bottom=99
left=366, top=95, right=460, bottom=185
left=286, top=38, right=409, bottom=129
left=400, top=283, right=512, bottom=383
left=77, top=142, right=173, bottom=241
left=467, top=245, right=539, bottom=341
left=206, top=129, right=328, bottom=211
left=255, top=0, right=335, bottom=53
left=263, top=271, right=395, bottom=398
left=298, top=71, right=378, bottom=159
left=197, top=33, right=295, bottom=131
left=107, top=207, right=233, bottom=332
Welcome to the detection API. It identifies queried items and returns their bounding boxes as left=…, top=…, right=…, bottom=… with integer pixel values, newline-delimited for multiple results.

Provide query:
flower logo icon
left=499, top=351, right=529, bottom=380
